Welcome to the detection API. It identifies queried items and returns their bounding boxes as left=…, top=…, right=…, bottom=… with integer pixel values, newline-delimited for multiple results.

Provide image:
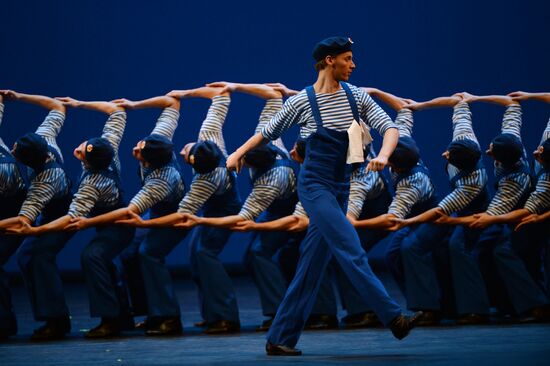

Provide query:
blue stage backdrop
left=1, top=0, right=549, bottom=272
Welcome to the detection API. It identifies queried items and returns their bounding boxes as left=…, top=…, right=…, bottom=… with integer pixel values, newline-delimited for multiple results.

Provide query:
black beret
left=491, top=133, right=523, bottom=167
left=85, top=137, right=114, bottom=171
left=389, top=136, right=421, bottom=171
left=13, top=132, right=49, bottom=170
left=312, top=36, right=354, bottom=62
left=189, top=140, right=222, bottom=174
left=244, top=145, right=277, bottom=171
left=447, top=139, right=481, bottom=171
left=141, top=134, right=174, bottom=169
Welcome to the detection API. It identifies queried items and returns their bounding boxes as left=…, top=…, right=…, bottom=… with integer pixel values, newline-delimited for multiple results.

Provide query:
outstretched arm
left=66, top=205, right=141, bottom=230
left=406, top=95, right=462, bottom=111
left=363, top=87, right=408, bottom=111
left=508, top=91, right=550, bottom=104
left=167, top=86, right=228, bottom=100
left=0, top=90, right=65, bottom=112
left=226, top=133, right=268, bottom=172
left=56, top=97, right=122, bottom=114
left=465, top=94, right=519, bottom=107
left=516, top=210, right=550, bottom=230
left=6, top=214, right=72, bottom=236
left=194, top=215, right=244, bottom=228
left=349, top=213, right=402, bottom=231
left=206, top=82, right=282, bottom=99
left=116, top=211, right=188, bottom=228
left=234, top=215, right=309, bottom=232
left=112, top=96, right=180, bottom=110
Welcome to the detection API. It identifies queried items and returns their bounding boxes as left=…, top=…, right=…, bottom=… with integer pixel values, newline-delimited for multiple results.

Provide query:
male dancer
left=11, top=97, right=136, bottom=338
left=67, top=95, right=186, bottom=335
left=223, top=37, right=419, bottom=356
left=395, top=94, right=496, bottom=324
left=0, top=93, right=29, bottom=339
left=0, top=90, right=72, bottom=340
left=117, top=86, right=243, bottom=334
left=351, top=90, right=450, bottom=326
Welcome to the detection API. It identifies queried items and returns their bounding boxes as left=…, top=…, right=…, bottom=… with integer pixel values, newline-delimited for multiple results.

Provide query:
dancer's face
left=180, top=142, right=195, bottom=164
left=327, top=51, right=355, bottom=81
left=533, top=145, right=544, bottom=164
left=74, top=140, right=87, bottom=162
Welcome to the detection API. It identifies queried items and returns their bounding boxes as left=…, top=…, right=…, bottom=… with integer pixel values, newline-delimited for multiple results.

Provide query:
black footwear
left=146, top=317, right=183, bottom=336
left=256, top=318, right=274, bottom=332
left=415, top=310, right=441, bottom=326
left=519, top=306, right=550, bottom=323
left=85, top=318, right=120, bottom=339
left=30, top=316, right=71, bottom=341
left=194, top=320, right=207, bottom=328
left=118, top=313, right=135, bottom=331
left=304, top=314, right=339, bottom=330
left=341, top=312, right=382, bottom=329
left=389, top=311, right=423, bottom=340
left=456, top=313, right=490, bottom=325
left=266, top=342, right=302, bottom=356
left=135, top=318, right=148, bottom=330
left=204, top=320, right=240, bottom=335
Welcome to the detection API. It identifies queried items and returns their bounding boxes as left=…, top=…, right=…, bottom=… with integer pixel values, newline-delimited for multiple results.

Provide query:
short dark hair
left=314, top=59, right=328, bottom=71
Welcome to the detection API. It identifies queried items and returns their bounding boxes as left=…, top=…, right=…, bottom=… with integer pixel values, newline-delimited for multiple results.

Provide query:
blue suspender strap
left=305, top=86, right=323, bottom=128
left=340, top=82, right=360, bottom=123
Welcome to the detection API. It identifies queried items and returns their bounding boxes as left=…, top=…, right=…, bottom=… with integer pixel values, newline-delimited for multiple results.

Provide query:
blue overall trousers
left=336, top=185, right=393, bottom=317
left=138, top=162, right=188, bottom=319
left=493, top=165, right=549, bottom=314
left=0, top=146, right=27, bottom=334
left=78, top=164, right=136, bottom=319
left=447, top=161, right=501, bottom=315
left=188, top=160, right=242, bottom=324
left=16, top=148, right=75, bottom=321
left=267, top=83, right=402, bottom=348
left=384, top=165, right=451, bottom=311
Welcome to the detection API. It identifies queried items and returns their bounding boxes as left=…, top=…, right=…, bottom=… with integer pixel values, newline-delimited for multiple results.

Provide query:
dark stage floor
left=1, top=274, right=549, bottom=365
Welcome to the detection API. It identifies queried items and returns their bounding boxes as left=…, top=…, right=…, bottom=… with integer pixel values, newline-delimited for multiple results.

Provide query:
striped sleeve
left=67, top=178, right=102, bottom=218
left=150, top=108, right=179, bottom=140
left=18, top=169, right=66, bottom=221
left=35, top=110, right=66, bottom=158
left=198, top=96, right=230, bottom=155
left=239, top=167, right=293, bottom=221
left=255, top=99, right=287, bottom=152
left=292, top=202, right=308, bottom=218
left=354, top=86, right=396, bottom=136
left=524, top=173, right=550, bottom=214
left=438, top=170, right=487, bottom=214
left=486, top=173, right=531, bottom=216
left=347, top=168, right=384, bottom=219
left=388, top=171, right=434, bottom=219
left=130, top=177, right=173, bottom=214
left=0, top=102, right=8, bottom=150
left=500, top=104, right=522, bottom=140
left=101, top=110, right=127, bottom=151
left=394, top=108, right=414, bottom=137
left=177, top=170, right=222, bottom=215
left=452, top=102, right=478, bottom=144
left=261, top=94, right=303, bottom=141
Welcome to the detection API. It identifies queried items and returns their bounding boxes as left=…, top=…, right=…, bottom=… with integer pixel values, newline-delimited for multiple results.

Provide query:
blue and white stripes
left=18, top=110, right=71, bottom=221
left=0, top=102, right=26, bottom=196
left=261, top=83, right=396, bottom=141
left=524, top=117, right=550, bottom=214
left=68, top=111, right=127, bottom=218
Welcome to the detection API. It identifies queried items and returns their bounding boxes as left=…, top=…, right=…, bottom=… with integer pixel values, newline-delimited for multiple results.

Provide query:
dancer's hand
left=264, top=83, right=298, bottom=97
left=515, top=213, right=540, bottom=231
left=232, top=220, right=257, bottom=232
left=226, top=151, right=245, bottom=173
left=508, top=91, right=530, bottom=101
left=367, top=155, right=388, bottom=172
left=205, top=81, right=238, bottom=94
left=115, top=211, right=146, bottom=227
left=55, top=97, right=80, bottom=107
left=111, top=98, right=137, bottom=109
left=66, top=217, right=91, bottom=231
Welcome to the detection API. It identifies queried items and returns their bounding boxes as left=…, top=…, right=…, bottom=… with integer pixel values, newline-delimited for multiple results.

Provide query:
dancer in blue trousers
left=0, top=90, right=72, bottom=341
left=67, top=95, right=186, bottom=335
left=396, top=93, right=498, bottom=324
left=0, top=93, right=27, bottom=340
left=119, top=86, right=243, bottom=334
left=223, top=37, right=420, bottom=356
left=13, top=97, right=136, bottom=338
left=351, top=89, right=450, bottom=326
left=465, top=91, right=550, bottom=321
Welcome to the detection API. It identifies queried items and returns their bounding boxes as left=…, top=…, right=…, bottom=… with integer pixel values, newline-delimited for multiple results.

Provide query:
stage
left=1, top=274, right=549, bottom=365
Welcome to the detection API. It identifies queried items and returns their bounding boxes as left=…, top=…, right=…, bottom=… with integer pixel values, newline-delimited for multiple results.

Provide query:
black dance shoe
left=389, top=311, right=423, bottom=340
left=204, top=320, right=240, bottom=335
left=456, top=313, right=490, bottom=325
left=30, top=315, right=71, bottom=341
left=266, top=342, right=302, bottom=356
left=146, top=317, right=183, bottom=336
left=256, top=317, right=274, bottom=332
left=304, top=314, right=339, bottom=330
left=341, top=311, right=383, bottom=329
left=85, top=318, right=120, bottom=339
